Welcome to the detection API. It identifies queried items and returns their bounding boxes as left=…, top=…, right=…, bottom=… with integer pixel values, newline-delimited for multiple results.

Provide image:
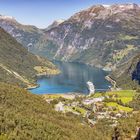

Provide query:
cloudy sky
left=0, top=0, right=139, bottom=28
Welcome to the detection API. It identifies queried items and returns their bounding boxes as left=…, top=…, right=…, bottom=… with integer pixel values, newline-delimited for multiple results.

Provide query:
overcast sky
left=0, top=0, right=139, bottom=28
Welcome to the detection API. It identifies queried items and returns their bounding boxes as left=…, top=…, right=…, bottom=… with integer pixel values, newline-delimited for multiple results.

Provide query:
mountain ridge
left=0, top=4, right=140, bottom=71
left=31, top=3, right=140, bottom=70
left=0, top=4, right=140, bottom=88
left=0, top=27, right=59, bottom=88
left=0, top=15, right=44, bottom=49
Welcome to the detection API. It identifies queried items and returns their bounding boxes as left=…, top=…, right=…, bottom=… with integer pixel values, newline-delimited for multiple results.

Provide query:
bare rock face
left=0, top=4, right=140, bottom=70
left=32, top=3, right=140, bottom=70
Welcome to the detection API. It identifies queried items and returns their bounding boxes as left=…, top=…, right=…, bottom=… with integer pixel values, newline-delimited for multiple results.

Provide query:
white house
left=55, top=102, right=64, bottom=112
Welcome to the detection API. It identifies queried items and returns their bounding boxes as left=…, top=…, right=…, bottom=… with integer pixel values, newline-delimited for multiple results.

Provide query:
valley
left=29, top=61, right=111, bottom=94
left=0, top=2, right=140, bottom=140
left=0, top=4, right=140, bottom=89
left=33, top=4, right=140, bottom=70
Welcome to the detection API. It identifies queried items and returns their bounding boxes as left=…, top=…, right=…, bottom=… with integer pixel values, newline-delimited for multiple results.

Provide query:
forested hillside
left=0, top=83, right=140, bottom=140
left=111, top=53, right=140, bottom=89
left=0, top=83, right=97, bottom=140
left=0, top=27, right=59, bottom=88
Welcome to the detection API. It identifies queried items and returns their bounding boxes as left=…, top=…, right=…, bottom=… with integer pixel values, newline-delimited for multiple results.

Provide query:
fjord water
left=29, top=61, right=111, bottom=94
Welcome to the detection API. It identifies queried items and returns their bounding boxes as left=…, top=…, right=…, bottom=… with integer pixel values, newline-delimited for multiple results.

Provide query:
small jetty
left=87, top=81, right=95, bottom=95
left=105, top=76, right=117, bottom=90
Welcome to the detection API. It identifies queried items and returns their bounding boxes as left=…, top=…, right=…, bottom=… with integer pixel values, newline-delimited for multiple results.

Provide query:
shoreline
left=42, top=93, right=84, bottom=100
left=36, top=69, right=60, bottom=78
left=105, top=75, right=117, bottom=89
left=27, top=61, right=112, bottom=93
left=26, top=70, right=60, bottom=90
left=27, top=84, right=40, bottom=90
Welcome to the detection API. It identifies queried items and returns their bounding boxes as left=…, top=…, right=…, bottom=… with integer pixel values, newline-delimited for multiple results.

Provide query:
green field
left=105, top=90, right=135, bottom=112
left=91, top=92, right=104, bottom=98
left=106, top=90, right=136, bottom=97
left=106, top=102, right=133, bottom=112
left=65, top=106, right=87, bottom=116
left=106, top=90, right=135, bottom=103
left=74, top=107, right=87, bottom=115
left=117, top=97, right=133, bottom=104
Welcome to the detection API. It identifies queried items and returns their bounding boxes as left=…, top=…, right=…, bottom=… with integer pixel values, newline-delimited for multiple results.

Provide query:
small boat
left=87, top=81, right=95, bottom=95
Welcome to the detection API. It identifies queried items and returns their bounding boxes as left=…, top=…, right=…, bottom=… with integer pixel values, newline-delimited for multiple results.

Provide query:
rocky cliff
left=32, top=4, right=140, bottom=70
left=0, top=4, right=140, bottom=71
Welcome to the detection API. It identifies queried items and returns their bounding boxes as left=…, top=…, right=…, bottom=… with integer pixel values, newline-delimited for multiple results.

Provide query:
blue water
left=29, top=61, right=111, bottom=95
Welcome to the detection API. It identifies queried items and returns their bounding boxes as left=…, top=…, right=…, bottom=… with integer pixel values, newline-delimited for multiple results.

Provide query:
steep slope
left=0, top=83, right=97, bottom=140
left=33, top=4, right=140, bottom=70
left=111, top=53, right=140, bottom=89
left=0, top=27, right=59, bottom=88
left=1, top=4, right=140, bottom=71
left=0, top=15, right=43, bottom=48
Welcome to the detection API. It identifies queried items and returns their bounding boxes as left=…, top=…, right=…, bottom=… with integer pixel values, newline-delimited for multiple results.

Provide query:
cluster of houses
left=54, top=94, right=128, bottom=126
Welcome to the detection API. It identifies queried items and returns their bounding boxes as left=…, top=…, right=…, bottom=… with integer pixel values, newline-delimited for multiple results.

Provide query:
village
left=43, top=81, right=136, bottom=127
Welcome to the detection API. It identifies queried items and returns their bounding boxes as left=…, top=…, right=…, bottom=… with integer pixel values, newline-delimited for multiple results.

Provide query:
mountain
left=32, top=3, right=140, bottom=70
left=111, top=53, right=140, bottom=89
left=45, top=19, right=65, bottom=31
left=0, top=15, right=44, bottom=48
left=1, top=4, right=140, bottom=71
left=0, top=27, right=59, bottom=88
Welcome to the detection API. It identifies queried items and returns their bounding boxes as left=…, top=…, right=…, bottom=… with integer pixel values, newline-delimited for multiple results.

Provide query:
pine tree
left=112, top=127, right=120, bottom=140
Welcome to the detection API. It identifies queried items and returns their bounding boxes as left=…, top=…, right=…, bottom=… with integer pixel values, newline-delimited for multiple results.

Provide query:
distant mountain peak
left=0, top=15, right=16, bottom=21
left=103, top=5, right=111, bottom=8
left=37, top=3, right=140, bottom=71
left=54, top=19, right=65, bottom=24
left=0, top=14, right=44, bottom=48
left=110, top=3, right=140, bottom=11
left=45, top=19, right=65, bottom=31
left=68, top=3, right=140, bottom=23
left=51, top=19, right=65, bottom=27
